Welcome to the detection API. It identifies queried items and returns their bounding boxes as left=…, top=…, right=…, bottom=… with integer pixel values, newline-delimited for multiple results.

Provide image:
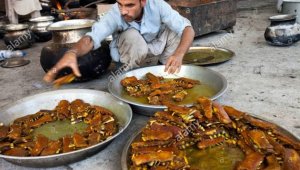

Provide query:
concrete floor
left=1, top=1, right=300, bottom=170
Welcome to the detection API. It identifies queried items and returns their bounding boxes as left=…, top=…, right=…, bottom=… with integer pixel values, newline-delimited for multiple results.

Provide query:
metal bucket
left=0, top=89, right=132, bottom=167
left=282, top=0, right=300, bottom=23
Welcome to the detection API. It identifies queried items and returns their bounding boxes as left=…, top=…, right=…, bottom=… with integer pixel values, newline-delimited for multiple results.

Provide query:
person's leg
left=31, top=10, right=41, bottom=19
left=117, top=28, right=148, bottom=70
left=6, top=0, right=18, bottom=24
left=147, top=27, right=181, bottom=65
left=157, top=28, right=181, bottom=64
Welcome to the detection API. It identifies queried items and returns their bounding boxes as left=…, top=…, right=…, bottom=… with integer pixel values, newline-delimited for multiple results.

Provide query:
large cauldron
left=40, top=19, right=111, bottom=82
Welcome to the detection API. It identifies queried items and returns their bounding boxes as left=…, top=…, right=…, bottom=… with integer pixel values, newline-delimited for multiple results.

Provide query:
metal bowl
left=108, top=65, right=227, bottom=116
left=120, top=114, right=300, bottom=170
left=0, top=89, right=132, bottom=167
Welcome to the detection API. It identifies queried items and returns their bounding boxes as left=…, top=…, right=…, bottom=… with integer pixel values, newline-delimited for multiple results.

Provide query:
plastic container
left=0, top=50, right=27, bottom=61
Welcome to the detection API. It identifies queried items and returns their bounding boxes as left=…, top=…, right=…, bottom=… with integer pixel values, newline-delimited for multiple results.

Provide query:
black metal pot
left=4, top=24, right=35, bottom=50
left=40, top=19, right=111, bottom=82
left=29, top=16, right=54, bottom=42
left=264, top=14, right=300, bottom=46
left=40, top=43, right=111, bottom=82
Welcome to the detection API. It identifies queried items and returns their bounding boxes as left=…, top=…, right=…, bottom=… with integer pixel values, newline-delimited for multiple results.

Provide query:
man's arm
left=43, top=36, right=94, bottom=83
left=165, top=26, right=195, bottom=73
left=43, top=3, right=120, bottom=83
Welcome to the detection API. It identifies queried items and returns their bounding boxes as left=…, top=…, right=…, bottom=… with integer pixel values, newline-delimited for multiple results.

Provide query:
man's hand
left=43, top=36, right=94, bottom=83
left=164, top=55, right=183, bottom=74
left=43, top=52, right=81, bottom=83
left=164, top=26, right=195, bottom=74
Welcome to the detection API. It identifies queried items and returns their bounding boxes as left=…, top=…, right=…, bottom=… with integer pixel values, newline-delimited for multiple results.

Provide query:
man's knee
left=119, top=28, right=144, bottom=44
left=118, top=28, right=148, bottom=67
left=118, top=28, right=148, bottom=53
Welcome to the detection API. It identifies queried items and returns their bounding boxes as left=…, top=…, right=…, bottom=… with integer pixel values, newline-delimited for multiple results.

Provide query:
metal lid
left=29, top=16, right=55, bottom=22
left=269, top=14, right=296, bottom=21
left=1, top=58, right=30, bottom=68
left=5, top=24, right=29, bottom=31
left=47, top=19, right=95, bottom=31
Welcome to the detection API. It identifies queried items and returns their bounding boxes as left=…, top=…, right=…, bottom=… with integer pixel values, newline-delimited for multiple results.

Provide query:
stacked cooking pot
left=2, top=16, right=54, bottom=50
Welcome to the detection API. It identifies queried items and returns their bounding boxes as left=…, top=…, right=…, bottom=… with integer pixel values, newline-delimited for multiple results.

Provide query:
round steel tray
left=121, top=114, right=300, bottom=170
left=183, top=46, right=235, bottom=66
left=108, top=65, right=227, bottom=116
left=0, top=89, right=132, bottom=167
left=1, top=58, right=30, bottom=68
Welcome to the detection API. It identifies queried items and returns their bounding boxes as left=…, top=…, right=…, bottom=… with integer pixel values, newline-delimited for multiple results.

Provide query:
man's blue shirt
left=86, top=0, right=191, bottom=61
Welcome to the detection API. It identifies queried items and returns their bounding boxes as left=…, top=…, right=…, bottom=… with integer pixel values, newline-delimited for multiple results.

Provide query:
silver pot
left=4, top=24, right=34, bottom=50
left=264, top=14, right=300, bottom=46
left=0, top=89, right=132, bottom=167
left=29, top=16, right=54, bottom=42
left=282, top=0, right=300, bottom=23
left=47, top=19, right=95, bottom=44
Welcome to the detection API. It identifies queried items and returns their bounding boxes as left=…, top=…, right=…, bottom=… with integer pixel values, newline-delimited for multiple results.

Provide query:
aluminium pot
left=264, top=14, right=300, bottom=46
left=40, top=19, right=111, bottom=82
left=29, top=16, right=54, bottom=42
left=47, top=19, right=95, bottom=44
left=4, top=24, right=34, bottom=50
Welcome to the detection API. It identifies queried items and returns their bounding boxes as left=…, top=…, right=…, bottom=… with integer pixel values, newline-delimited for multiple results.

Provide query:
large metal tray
left=121, top=114, right=300, bottom=170
left=183, top=46, right=235, bottom=66
left=0, top=89, right=132, bottom=167
left=108, top=65, right=227, bottom=116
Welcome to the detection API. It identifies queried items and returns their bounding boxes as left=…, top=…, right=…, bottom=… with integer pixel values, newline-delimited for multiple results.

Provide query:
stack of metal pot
left=29, top=16, right=55, bottom=42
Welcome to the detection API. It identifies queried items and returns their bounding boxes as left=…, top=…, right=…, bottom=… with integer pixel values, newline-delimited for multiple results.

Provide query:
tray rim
left=121, top=112, right=300, bottom=170
left=0, top=89, right=133, bottom=162
left=183, top=46, right=235, bottom=66
left=108, top=65, right=228, bottom=109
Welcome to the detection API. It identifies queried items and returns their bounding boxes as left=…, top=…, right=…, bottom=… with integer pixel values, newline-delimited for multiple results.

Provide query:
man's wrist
left=66, top=49, right=79, bottom=57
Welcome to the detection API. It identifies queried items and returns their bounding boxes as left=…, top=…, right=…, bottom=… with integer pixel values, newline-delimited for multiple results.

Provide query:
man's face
left=117, top=0, right=146, bottom=22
